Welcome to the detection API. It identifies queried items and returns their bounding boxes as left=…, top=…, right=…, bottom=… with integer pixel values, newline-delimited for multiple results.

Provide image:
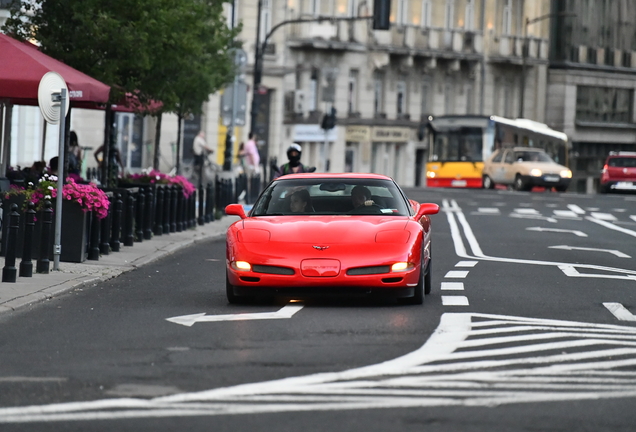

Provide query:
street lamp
left=518, top=12, right=576, bottom=119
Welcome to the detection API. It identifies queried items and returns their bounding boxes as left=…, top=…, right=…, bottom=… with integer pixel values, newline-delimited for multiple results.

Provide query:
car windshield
left=250, top=178, right=411, bottom=216
left=514, top=151, right=554, bottom=163
left=608, top=157, right=636, bottom=168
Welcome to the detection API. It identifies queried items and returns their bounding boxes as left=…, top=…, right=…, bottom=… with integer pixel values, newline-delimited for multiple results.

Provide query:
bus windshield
left=430, top=127, right=483, bottom=162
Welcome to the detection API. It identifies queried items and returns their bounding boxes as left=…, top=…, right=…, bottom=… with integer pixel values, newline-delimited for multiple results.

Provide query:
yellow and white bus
left=425, top=115, right=569, bottom=188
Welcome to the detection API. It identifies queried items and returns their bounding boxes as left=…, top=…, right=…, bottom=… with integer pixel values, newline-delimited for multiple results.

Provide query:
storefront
left=370, top=126, right=412, bottom=184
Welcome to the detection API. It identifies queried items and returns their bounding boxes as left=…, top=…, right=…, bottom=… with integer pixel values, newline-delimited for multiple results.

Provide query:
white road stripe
left=455, top=261, right=478, bottom=267
left=553, top=210, right=580, bottom=218
left=444, top=271, right=469, bottom=278
left=441, top=282, right=465, bottom=291
left=586, top=217, right=636, bottom=239
left=477, top=208, right=500, bottom=214
left=514, top=208, right=540, bottom=214
left=590, top=212, right=617, bottom=221
left=604, top=303, right=636, bottom=322
left=567, top=204, right=586, bottom=215
left=441, top=296, right=469, bottom=306
left=630, top=216, right=636, bottom=222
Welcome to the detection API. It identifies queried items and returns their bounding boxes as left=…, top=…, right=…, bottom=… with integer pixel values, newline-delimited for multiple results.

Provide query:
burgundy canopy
left=0, top=33, right=111, bottom=108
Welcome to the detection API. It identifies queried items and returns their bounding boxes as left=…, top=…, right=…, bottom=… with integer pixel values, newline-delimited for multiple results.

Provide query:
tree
left=3, top=0, right=239, bottom=173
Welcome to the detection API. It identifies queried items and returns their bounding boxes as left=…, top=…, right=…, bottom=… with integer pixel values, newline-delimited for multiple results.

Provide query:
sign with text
left=371, top=126, right=411, bottom=142
left=294, top=124, right=337, bottom=142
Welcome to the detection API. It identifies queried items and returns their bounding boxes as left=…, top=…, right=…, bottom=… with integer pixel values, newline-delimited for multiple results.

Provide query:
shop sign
left=371, top=126, right=411, bottom=142
left=293, top=124, right=337, bottom=142
left=345, top=125, right=371, bottom=142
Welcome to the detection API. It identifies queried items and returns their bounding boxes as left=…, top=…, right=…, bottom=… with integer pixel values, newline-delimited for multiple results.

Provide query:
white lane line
left=510, top=214, right=558, bottom=223
left=558, top=266, right=636, bottom=282
left=613, top=209, right=627, bottom=213
left=604, top=303, right=636, bottom=322
left=630, top=216, right=636, bottom=222
left=590, top=212, right=617, bottom=221
left=567, top=204, right=586, bottom=215
left=441, top=296, right=469, bottom=306
left=553, top=210, right=580, bottom=218
left=455, top=261, right=478, bottom=267
left=477, top=208, right=500, bottom=214
left=586, top=207, right=600, bottom=211
left=514, top=208, right=540, bottom=214
left=526, top=227, right=588, bottom=237
left=441, top=282, right=465, bottom=291
left=586, top=217, right=636, bottom=238
left=549, top=245, right=631, bottom=258
left=444, top=271, right=469, bottom=278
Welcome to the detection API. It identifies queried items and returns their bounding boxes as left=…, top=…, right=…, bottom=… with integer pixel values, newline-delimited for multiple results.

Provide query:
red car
left=600, top=152, right=636, bottom=193
left=225, top=173, right=439, bottom=305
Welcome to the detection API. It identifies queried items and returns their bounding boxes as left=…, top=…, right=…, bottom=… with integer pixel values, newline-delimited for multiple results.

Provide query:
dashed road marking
left=590, top=212, right=617, bottom=221
left=514, top=208, right=540, bottom=215
left=455, top=261, right=478, bottom=267
left=476, top=208, right=500, bottom=214
left=441, top=296, right=469, bottom=306
left=567, top=204, right=586, bottom=215
left=444, top=271, right=469, bottom=278
left=553, top=210, right=580, bottom=218
left=441, top=282, right=465, bottom=291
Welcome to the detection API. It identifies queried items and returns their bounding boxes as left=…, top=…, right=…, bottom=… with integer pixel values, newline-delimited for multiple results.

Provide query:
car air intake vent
left=252, top=265, right=295, bottom=275
left=347, top=265, right=391, bottom=275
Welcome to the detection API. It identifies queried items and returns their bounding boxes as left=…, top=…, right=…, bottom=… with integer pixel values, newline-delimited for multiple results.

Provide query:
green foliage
left=3, top=0, right=240, bottom=114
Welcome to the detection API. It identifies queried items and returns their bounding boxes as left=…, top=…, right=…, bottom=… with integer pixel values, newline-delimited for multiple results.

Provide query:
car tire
left=482, top=175, right=494, bottom=189
left=424, top=259, right=432, bottom=295
left=400, top=262, right=424, bottom=305
left=599, top=184, right=610, bottom=194
left=226, top=273, right=241, bottom=304
left=514, top=175, right=528, bottom=191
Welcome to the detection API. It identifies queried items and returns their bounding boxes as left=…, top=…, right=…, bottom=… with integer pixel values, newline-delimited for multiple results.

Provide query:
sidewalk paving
left=0, top=216, right=238, bottom=315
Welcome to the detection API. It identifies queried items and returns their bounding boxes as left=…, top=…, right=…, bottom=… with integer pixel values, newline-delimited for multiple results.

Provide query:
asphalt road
left=2, top=187, right=636, bottom=431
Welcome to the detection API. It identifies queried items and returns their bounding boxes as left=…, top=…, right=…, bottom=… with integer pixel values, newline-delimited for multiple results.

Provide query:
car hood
left=514, top=161, right=568, bottom=173
left=238, top=216, right=411, bottom=244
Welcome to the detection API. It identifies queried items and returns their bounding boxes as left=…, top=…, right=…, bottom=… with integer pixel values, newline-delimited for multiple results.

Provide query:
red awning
left=0, top=33, right=111, bottom=108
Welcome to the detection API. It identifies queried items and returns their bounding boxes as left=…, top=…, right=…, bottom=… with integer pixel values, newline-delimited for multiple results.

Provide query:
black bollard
left=100, top=199, right=111, bottom=255
left=207, top=182, right=215, bottom=222
left=189, top=194, right=196, bottom=228
left=163, top=186, right=171, bottom=234
left=88, top=210, right=101, bottom=260
left=136, top=188, right=145, bottom=242
left=36, top=200, right=53, bottom=273
left=154, top=187, right=164, bottom=236
left=144, top=186, right=154, bottom=240
left=170, top=186, right=177, bottom=233
left=19, top=202, right=36, bottom=277
left=124, top=193, right=135, bottom=246
left=110, top=193, right=122, bottom=252
left=176, top=189, right=183, bottom=232
left=2, top=204, right=20, bottom=282
left=198, top=185, right=205, bottom=225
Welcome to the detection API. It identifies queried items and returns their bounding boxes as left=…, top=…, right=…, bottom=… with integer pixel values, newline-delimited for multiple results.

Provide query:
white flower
left=45, top=195, right=51, bottom=200
left=48, top=186, right=54, bottom=190
left=50, top=175, right=58, bottom=181
left=28, top=182, right=34, bottom=186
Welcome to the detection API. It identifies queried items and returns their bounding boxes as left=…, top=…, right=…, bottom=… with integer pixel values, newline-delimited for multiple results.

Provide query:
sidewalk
left=0, top=215, right=238, bottom=315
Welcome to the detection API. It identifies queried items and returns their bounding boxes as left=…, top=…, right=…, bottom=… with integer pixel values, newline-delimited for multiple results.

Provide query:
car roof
left=275, top=173, right=394, bottom=181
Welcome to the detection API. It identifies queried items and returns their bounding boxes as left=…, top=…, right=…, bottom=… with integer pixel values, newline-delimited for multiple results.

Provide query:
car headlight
left=231, top=261, right=252, bottom=271
left=530, top=168, right=542, bottom=177
left=391, top=262, right=415, bottom=272
left=560, top=169, right=572, bottom=178
left=426, top=171, right=436, bottom=178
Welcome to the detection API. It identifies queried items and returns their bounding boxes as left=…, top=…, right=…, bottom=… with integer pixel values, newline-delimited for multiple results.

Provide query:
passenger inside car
left=289, top=189, right=312, bottom=213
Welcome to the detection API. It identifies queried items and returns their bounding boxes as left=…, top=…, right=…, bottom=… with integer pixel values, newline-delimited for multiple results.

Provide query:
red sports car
left=224, top=173, right=439, bottom=304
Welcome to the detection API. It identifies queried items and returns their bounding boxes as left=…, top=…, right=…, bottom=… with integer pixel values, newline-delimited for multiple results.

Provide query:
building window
left=397, top=0, right=408, bottom=26
left=374, top=71, right=384, bottom=115
left=421, top=80, right=431, bottom=115
left=444, top=82, right=454, bottom=114
left=421, top=0, right=432, bottom=27
left=309, top=68, right=319, bottom=111
left=396, top=78, right=407, bottom=116
left=465, top=84, right=474, bottom=114
left=502, top=0, right=512, bottom=35
left=224, top=0, right=240, bottom=28
left=464, top=0, right=474, bottom=30
left=260, top=0, right=272, bottom=42
left=348, top=70, right=359, bottom=114
left=576, top=86, right=634, bottom=124
left=311, top=0, right=320, bottom=16
left=444, top=0, right=454, bottom=29
left=348, top=0, right=356, bottom=16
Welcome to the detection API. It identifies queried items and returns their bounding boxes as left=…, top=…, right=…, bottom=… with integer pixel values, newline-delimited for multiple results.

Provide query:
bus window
left=430, top=127, right=483, bottom=162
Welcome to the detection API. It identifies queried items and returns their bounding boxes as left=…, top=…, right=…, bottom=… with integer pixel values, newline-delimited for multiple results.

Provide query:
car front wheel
left=482, top=175, right=494, bottom=189
left=514, top=175, right=528, bottom=191
left=226, top=273, right=241, bottom=304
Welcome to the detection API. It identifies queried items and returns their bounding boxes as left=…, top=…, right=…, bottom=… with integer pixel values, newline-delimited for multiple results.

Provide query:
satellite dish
left=38, top=71, right=69, bottom=124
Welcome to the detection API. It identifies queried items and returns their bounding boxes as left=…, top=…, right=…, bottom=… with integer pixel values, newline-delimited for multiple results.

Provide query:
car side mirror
left=415, top=202, right=440, bottom=220
left=225, top=203, right=247, bottom=219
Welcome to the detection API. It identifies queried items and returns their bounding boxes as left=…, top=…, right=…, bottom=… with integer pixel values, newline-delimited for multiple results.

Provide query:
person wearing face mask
left=273, top=143, right=315, bottom=178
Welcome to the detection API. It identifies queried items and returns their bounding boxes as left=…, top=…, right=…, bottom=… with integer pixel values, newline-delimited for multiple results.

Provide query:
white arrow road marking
left=558, top=266, right=636, bottom=282
left=166, top=303, right=304, bottom=327
left=603, top=303, right=636, bottom=322
left=526, top=227, right=588, bottom=237
left=511, top=214, right=558, bottom=223
left=549, top=245, right=631, bottom=258
left=6, top=313, right=636, bottom=422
